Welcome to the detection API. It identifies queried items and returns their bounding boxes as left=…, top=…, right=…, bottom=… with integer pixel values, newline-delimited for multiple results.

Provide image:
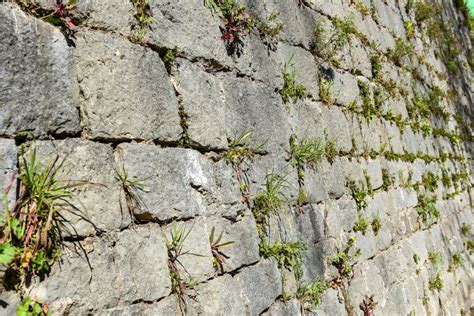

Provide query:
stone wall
left=0, top=0, right=473, bottom=315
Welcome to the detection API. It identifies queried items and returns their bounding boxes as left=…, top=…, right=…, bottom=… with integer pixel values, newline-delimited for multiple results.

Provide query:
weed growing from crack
left=371, top=216, right=382, bottom=236
left=416, top=195, right=439, bottom=226
left=447, top=252, right=462, bottom=272
left=297, top=277, right=327, bottom=312
left=428, top=273, right=443, bottom=292
left=209, top=227, right=234, bottom=274
left=280, top=54, right=308, bottom=104
left=129, top=0, right=153, bottom=42
left=253, top=173, right=287, bottom=228
left=348, top=180, right=369, bottom=210
left=17, top=296, right=51, bottom=316
left=288, top=134, right=324, bottom=183
left=353, top=215, right=370, bottom=235
left=115, top=165, right=147, bottom=224
left=165, top=224, right=201, bottom=314
left=327, top=236, right=361, bottom=284
left=359, top=295, right=377, bottom=316
left=0, top=147, right=84, bottom=289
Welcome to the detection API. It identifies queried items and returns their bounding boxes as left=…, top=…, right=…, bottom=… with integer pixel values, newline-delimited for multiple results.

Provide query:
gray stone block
left=115, top=143, right=243, bottom=222
left=33, top=139, right=125, bottom=236
left=75, top=30, right=181, bottom=141
left=235, top=259, right=282, bottom=315
left=31, top=226, right=171, bottom=314
left=0, top=3, right=80, bottom=137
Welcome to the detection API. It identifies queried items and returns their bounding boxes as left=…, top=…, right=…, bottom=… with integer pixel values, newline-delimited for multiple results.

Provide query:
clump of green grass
left=353, top=215, right=370, bottom=235
left=253, top=173, right=287, bottom=228
left=0, top=146, right=83, bottom=288
left=447, top=252, right=462, bottom=272
left=414, top=1, right=441, bottom=24
left=348, top=180, right=369, bottom=210
left=319, top=78, right=331, bottom=104
left=387, top=39, right=414, bottom=67
left=358, top=80, right=377, bottom=121
left=381, top=168, right=392, bottom=191
left=371, top=216, right=382, bottom=236
left=324, top=134, right=338, bottom=164
left=461, top=223, right=470, bottom=236
left=163, top=47, right=180, bottom=72
left=288, top=134, right=325, bottom=182
left=259, top=239, right=306, bottom=274
left=428, top=273, right=443, bottom=292
left=370, top=54, right=382, bottom=79
left=427, top=250, right=441, bottom=267
left=422, top=171, right=438, bottom=192
left=416, top=195, right=439, bottom=226
left=224, top=131, right=264, bottom=166
left=280, top=54, right=308, bottom=104
left=297, top=277, right=328, bottom=312
left=209, top=227, right=234, bottom=274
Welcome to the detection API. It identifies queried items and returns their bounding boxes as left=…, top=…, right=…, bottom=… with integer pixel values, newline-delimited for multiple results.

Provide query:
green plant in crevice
left=461, top=223, right=470, bottom=236
left=259, top=239, right=306, bottom=275
left=353, top=215, right=370, bottom=235
left=258, top=10, right=284, bottom=50
left=370, top=54, right=382, bottom=79
left=163, top=47, right=181, bottom=72
left=209, top=227, right=234, bottom=274
left=404, top=21, right=415, bottom=39
left=441, top=168, right=452, bottom=188
left=319, top=77, right=332, bottom=104
left=381, top=168, right=392, bottom=191
left=129, top=0, right=154, bottom=42
left=447, top=252, right=462, bottom=272
left=387, top=38, right=414, bottom=67
left=115, top=165, right=147, bottom=224
left=297, top=276, right=328, bottom=312
left=165, top=224, right=200, bottom=314
left=324, top=132, right=338, bottom=164
left=348, top=180, right=369, bottom=210
left=422, top=171, right=438, bottom=192
left=414, top=1, right=441, bottom=25
left=224, top=131, right=263, bottom=166
left=465, top=240, right=474, bottom=255
left=427, top=250, right=441, bottom=267
left=0, top=146, right=84, bottom=289
left=327, top=236, right=361, bottom=283
left=358, top=80, right=377, bottom=121
left=428, top=273, right=443, bottom=292
left=253, top=173, right=287, bottom=229
left=288, top=134, right=325, bottom=183
left=280, top=54, right=308, bottom=104
left=371, top=216, right=382, bottom=236
left=17, top=296, right=52, bottom=316
left=359, top=295, right=377, bottom=316
left=416, top=195, right=439, bottom=226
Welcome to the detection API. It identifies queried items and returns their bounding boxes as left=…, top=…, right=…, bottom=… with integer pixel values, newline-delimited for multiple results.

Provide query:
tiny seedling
left=348, top=180, right=369, bottom=210
left=280, top=54, right=308, bottom=104
left=209, top=227, right=234, bottom=274
left=297, top=277, right=327, bottom=312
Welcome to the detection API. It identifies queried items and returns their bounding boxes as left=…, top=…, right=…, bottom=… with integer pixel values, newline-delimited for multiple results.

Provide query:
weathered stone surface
left=203, top=213, right=260, bottom=273
left=0, top=139, right=16, bottom=216
left=189, top=274, right=246, bottom=315
left=34, top=139, right=125, bottom=236
left=76, top=30, right=181, bottom=141
left=0, top=3, right=80, bottom=137
left=175, top=59, right=291, bottom=152
left=30, top=226, right=171, bottom=314
left=235, top=259, right=282, bottom=315
left=262, top=299, right=301, bottom=316
left=115, top=143, right=243, bottom=222
left=163, top=219, right=214, bottom=283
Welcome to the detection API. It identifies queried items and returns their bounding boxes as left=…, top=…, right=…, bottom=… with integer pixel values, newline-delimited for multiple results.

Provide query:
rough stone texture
left=34, top=139, right=125, bottom=236
left=0, top=0, right=473, bottom=315
left=0, top=3, right=80, bottom=137
left=0, top=139, right=17, bottom=216
left=115, top=143, right=243, bottom=222
left=30, top=226, right=171, bottom=314
left=76, top=30, right=181, bottom=141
